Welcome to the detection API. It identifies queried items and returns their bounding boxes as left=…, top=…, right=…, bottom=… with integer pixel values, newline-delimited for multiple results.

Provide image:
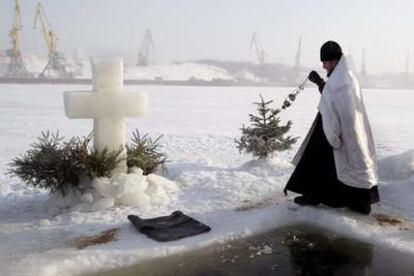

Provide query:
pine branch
left=9, top=131, right=129, bottom=196
left=126, top=129, right=168, bottom=175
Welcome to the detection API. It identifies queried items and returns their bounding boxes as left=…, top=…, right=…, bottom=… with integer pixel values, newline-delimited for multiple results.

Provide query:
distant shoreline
left=0, top=77, right=290, bottom=87
left=0, top=77, right=412, bottom=90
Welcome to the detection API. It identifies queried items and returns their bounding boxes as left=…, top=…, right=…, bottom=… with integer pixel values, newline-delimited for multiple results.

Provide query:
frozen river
left=0, top=84, right=413, bottom=276
left=0, top=84, right=412, bottom=157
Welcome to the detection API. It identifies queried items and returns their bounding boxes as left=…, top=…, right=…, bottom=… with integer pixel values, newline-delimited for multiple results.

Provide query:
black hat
left=320, top=41, right=343, bottom=61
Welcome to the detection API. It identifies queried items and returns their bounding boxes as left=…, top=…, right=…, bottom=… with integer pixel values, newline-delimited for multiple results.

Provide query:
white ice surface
left=0, top=85, right=413, bottom=276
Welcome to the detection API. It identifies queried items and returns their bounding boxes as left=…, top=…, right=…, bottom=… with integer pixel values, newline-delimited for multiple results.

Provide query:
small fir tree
left=236, top=94, right=297, bottom=159
left=8, top=131, right=124, bottom=196
left=8, top=129, right=167, bottom=196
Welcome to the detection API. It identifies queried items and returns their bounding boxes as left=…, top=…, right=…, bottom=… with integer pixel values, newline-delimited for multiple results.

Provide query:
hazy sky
left=1, top=0, right=413, bottom=74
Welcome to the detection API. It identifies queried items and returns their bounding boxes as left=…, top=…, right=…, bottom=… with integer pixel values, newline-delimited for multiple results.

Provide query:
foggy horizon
left=1, top=0, right=413, bottom=75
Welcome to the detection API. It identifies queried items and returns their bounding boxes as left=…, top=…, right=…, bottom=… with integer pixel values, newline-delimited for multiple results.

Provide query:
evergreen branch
left=126, top=129, right=168, bottom=175
left=8, top=128, right=167, bottom=196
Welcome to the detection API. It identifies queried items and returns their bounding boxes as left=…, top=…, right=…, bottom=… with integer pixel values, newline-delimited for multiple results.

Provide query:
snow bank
left=124, top=62, right=234, bottom=81
left=67, top=60, right=236, bottom=81
left=23, top=54, right=49, bottom=75
left=68, top=168, right=180, bottom=212
left=0, top=54, right=86, bottom=78
left=233, top=69, right=260, bottom=82
left=0, top=56, right=234, bottom=81
left=378, top=150, right=414, bottom=180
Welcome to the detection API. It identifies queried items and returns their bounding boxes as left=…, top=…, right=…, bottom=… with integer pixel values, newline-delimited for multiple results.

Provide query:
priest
left=284, top=41, right=379, bottom=214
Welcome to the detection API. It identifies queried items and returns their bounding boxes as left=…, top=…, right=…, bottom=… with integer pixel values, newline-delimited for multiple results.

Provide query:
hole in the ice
left=90, top=224, right=414, bottom=276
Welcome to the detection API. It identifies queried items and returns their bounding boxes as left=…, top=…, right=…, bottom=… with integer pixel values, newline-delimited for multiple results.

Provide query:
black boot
left=294, top=196, right=320, bottom=206
left=348, top=202, right=371, bottom=215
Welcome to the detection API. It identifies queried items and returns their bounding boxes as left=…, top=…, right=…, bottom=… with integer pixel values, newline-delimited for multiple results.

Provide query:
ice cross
left=63, top=57, right=148, bottom=174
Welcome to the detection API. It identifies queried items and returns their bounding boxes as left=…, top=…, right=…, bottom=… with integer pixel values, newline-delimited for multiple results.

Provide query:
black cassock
left=284, top=84, right=379, bottom=208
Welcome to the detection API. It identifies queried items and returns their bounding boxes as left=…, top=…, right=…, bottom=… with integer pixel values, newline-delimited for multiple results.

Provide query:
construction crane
left=33, top=1, right=70, bottom=79
left=5, top=0, right=32, bottom=78
left=137, top=29, right=154, bottom=66
left=250, top=32, right=266, bottom=65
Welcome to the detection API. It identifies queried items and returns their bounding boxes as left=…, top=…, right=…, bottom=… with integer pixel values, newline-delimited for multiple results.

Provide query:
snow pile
left=23, top=54, right=48, bottom=75
left=124, top=62, right=234, bottom=81
left=239, top=156, right=293, bottom=174
left=233, top=69, right=260, bottom=82
left=66, top=58, right=91, bottom=78
left=0, top=178, right=11, bottom=196
left=0, top=54, right=83, bottom=78
left=0, top=56, right=8, bottom=74
left=74, top=168, right=180, bottom=212
left=59, top=60, right=237, bottom=81
left=378, top=150, right=414, bottom=180
left=0, top=55, right=234, bottom=81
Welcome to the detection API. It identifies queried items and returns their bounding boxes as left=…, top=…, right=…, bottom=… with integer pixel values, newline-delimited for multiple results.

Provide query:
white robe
left=294, top=55, right=378, bottom=189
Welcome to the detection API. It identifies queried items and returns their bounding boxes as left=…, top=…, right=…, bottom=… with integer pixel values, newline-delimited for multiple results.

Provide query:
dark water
left=95, top=224, right=414, bottom=276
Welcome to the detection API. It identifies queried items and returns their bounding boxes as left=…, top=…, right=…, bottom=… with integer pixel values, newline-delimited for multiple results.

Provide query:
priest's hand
left=308, top=71, right=324, bottom=86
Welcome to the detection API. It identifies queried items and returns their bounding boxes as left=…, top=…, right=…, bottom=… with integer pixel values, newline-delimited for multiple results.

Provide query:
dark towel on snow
left=128, top=211, right=211, bottom=242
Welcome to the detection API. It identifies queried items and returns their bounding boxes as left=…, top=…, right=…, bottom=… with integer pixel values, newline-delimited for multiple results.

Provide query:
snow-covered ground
left=0, top=84, right=413, bottom=276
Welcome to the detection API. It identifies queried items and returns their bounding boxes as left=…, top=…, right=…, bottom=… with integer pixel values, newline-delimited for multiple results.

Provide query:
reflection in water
left=285, top=227, right=372, bottom=276
left=93, top=224, right=414, bottom=276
